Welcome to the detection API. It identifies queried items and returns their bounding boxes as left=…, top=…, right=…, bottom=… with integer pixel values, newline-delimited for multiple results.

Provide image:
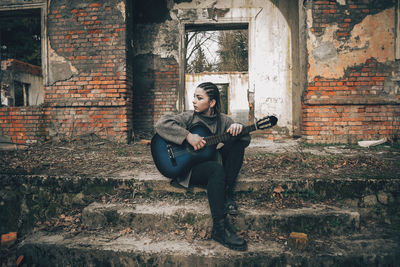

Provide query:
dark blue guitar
left=151, top=116, right=277, bottom=179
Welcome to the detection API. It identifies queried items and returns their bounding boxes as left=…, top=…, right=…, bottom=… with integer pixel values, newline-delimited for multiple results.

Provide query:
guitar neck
left=204, top=124, right=257, bottom=146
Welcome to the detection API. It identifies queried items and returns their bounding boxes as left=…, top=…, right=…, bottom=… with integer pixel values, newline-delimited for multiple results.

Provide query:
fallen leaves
left=174, top=224, right=212, bottom=242
left=242, top=151, right=400, bottom=179
left=119, top=227, right=133, bottom=235
left=273, top=185, right=284, bottom=198
left=0, top=140, right=150, bottom=177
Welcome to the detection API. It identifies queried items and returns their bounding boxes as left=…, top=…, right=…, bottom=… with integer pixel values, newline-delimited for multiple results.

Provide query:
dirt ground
left=1, top=135, right=400, bottom=266
left=1, top=134, right=399, bottom=179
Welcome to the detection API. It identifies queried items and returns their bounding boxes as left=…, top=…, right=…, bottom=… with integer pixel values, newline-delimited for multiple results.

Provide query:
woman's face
left=193, top=87, right=215, bottom=115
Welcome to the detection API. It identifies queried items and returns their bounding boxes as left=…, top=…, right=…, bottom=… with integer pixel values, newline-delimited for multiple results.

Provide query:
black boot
left=212, top=219, right=247, bottom=251
left=225, top=198, right=239, bottom=215
left=225, top=187, right=239, bottom=215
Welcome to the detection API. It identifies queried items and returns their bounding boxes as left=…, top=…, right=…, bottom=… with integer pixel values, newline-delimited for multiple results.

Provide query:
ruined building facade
left=0, top=0, right=399, bottom=144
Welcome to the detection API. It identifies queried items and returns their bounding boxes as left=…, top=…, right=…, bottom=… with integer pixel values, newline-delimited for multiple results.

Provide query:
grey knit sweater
left=154, top=111, right=250, bottom=187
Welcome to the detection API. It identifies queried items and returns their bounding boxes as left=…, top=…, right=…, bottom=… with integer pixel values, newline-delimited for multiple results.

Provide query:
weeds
left=299, top=189, right=319, bottom=202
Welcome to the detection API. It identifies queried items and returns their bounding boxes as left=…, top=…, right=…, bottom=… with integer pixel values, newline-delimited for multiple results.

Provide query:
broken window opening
left=0, top=8, right=43, bottom=107
left=13, top=81, right=30, bottom=107
left=185, top=24, right=248, bottom=74
left=183, top=23, right=250, bottom=123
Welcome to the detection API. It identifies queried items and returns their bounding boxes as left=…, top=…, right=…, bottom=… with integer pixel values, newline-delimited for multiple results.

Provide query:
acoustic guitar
left=151, top=116, right=277, bottom=179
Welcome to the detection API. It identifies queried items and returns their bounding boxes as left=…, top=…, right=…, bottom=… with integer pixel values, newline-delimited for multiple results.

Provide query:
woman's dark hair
left=197, top=82, right=221, bottom=114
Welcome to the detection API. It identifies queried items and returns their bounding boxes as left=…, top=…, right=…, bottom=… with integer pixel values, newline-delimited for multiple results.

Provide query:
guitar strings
left=165, top=123, right=269, bottom=159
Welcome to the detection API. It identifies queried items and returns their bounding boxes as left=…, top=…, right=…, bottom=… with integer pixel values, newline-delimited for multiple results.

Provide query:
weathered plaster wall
left=133, top=0, right=301, bottom=136
left=1, top=59, right=44, bottom=106
left=303, top=0, right=400, bottom=143
left=307, top=8, right=395, bottom=82
left=2, top=0, right=397, bottom=144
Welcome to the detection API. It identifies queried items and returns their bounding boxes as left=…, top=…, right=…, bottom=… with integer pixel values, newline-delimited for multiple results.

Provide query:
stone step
left=4, top=171, right=399, bottom=204
left=1, top=172, right=398, bottom=220
left=3, top=159, right=400, bottom=200
left=18, top=227, right=400, bottom=266
left=127, top=168, right=400, bottom=208
left=81, top=200, right=360, bottom=235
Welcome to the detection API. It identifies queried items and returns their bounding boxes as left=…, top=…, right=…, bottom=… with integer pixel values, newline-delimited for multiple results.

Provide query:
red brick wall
left=0, top=106, right=47, bottom=144
left=153, top=63, right=179, bottom=125
left=45, top=0, right=131, bottom=142
left=302, top=104, right=400, bottom=143
left=303, top=1, right=399, bottom=143
left=0, top=0, right=133, bottom=144
left=132, top=57, right=179, bottom=136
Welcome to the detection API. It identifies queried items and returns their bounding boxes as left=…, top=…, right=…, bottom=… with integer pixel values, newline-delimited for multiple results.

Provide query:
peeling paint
left=135, top=0, right=299, bottom=134
left=153, top=21, right=180, bottom=60
left=48, top=42, right=78, bottom=84
left=117, top=1, right=126, bottom=21
left=308, top=8, right=395, bottom=82
left=336, top=0, right=346, bottom=5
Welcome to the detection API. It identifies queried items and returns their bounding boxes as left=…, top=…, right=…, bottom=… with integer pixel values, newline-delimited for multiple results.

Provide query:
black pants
left=189, top=140, right=247, bottom=221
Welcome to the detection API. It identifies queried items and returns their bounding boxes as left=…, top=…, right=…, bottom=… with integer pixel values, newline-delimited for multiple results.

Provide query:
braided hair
left=197, top=82, right=221, bottom=114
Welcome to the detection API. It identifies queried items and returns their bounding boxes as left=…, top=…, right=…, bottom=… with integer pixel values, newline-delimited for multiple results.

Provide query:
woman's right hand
left=186, top=132, right=206, bottom=150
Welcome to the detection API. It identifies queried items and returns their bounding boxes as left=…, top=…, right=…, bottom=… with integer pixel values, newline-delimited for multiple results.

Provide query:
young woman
left=155, top=82, right=250, bottom=251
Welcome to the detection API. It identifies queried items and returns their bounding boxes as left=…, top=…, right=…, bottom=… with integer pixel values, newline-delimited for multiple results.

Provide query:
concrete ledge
left=18, top=230, right=400, bottom=267
left=1, top=173, right=398, bottom=234
left=82, top=201, right=360, bottom=235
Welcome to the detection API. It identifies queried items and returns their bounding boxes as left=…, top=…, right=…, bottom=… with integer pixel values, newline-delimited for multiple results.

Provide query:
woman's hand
left=227, top=123, right=243, bottom=136
left=186, top=132, right=206, bottom=150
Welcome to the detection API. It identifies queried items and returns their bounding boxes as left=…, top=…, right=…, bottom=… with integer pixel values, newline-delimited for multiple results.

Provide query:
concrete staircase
left=6, top=141, right=400, bottom=266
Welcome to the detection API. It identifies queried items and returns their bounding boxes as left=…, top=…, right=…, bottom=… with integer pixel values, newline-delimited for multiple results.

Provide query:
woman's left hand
left=227, top=123, right=243, bottom=136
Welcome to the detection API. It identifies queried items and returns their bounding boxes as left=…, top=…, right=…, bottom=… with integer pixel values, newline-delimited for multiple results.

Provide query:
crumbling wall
left=1, top=59, right=44, bottom=106
left=131, top=0, right=180, bottom=135
left=131, top=0, right=300, bottom=137
left=303, top=0, right=400, bottom=143
left=45, top=0, right=133, bottom=142
left=0, top=2, right=47, bottom=144
left=0, top=0, right=133, bottom=144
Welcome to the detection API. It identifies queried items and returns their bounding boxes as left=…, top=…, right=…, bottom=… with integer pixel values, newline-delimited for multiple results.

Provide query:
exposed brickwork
left=46, top=106, right=129, bottom=140
left=132, top=58, right=179, bottom=135
left=0, top=0, right=133, bottom=144
left=302, top=104, right=400, bottom=143
left=0, top=106, right=47, bottom=144
left=0, top=0, right=398, bottom=144
left=311, top=0, right=395, bottom=39
left=303, top=1, right=399, bottom=143
left=153, top=63, right=179, bottom=125
left=304, top=59, right=395, bottom=103
left=46, top=0, right=131, bottom=142
left=46, top=1, right=129, bottom=106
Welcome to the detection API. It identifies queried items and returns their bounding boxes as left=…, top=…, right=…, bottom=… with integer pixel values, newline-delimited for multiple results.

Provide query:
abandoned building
left=0, top=0, right=399, bottom=145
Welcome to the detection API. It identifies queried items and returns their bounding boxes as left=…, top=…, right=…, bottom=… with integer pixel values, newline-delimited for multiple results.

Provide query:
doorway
left=0, top=8, right=44, bottom=107
left=183, top=23, right=250, bottom=124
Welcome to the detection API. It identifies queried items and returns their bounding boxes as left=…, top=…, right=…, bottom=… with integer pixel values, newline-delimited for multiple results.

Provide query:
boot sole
left=212, top=236, right=248, bottom=251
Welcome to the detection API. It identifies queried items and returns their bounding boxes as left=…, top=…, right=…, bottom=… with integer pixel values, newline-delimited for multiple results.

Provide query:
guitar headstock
left=256, top=116, right=278, bottom=130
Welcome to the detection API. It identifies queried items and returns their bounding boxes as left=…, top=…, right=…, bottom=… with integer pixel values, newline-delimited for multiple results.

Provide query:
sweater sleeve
left=220, top=114, right=251, bottom=146
left=155, top=112, right=192, bottom=145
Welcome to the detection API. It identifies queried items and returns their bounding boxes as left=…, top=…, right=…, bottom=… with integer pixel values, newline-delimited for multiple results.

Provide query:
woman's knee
left=207, top=162, right=225, bottom=183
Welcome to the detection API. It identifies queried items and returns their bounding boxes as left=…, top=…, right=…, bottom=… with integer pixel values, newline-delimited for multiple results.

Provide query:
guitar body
left=151, top=124, right=217, bottom=179
left=151, top=115, right=277, bottom=179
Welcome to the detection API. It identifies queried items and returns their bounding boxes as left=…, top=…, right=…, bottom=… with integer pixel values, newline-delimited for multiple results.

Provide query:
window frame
left=0, top=2, right=48, bottom=88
